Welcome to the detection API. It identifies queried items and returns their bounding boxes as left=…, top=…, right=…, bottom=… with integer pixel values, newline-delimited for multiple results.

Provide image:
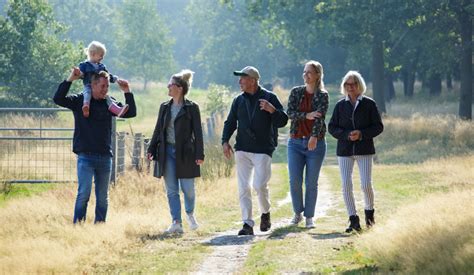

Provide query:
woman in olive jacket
left=147, top=70, right=204, bottom=234
left=328, top=70, right=383, bottom=233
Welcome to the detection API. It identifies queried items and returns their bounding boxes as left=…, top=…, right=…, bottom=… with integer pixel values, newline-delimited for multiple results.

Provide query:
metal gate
left=0, top=108, right=76, bottom=183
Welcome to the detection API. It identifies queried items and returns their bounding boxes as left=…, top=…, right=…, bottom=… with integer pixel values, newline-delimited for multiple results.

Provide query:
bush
left=205, top=84, right=232, bottom=114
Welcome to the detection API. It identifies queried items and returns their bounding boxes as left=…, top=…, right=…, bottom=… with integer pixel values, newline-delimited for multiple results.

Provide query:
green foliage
left=204, top=84, right=231, bottom=114
left=0, top=0, right=82, bottom=107
left=247, top=0, right=348, bottom=83
left=186, top=0, right=292, bottom=87
left=116, top=0, right=175, bottom=90
left=0, top=182, right=55, bottom=207
left=48, top=0, right=121, bottom=73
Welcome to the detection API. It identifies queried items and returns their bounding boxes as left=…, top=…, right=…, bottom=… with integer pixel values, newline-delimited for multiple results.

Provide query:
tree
left=246, top=0, right=349, bottom=84
left=0, top=0, right=81, bottom=107
left=48, top=0, right=121, bottom=74
left=450, top=0, right=472, bottom=120
left=187, top=0, right=293, bottom=88
left=247, top=0, right=396, bottom=112
left=116, top=0, right=175, bottom=90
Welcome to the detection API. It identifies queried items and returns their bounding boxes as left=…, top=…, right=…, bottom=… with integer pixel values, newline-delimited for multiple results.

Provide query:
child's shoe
left=82, top=104, right=90, bottom=118
left=108, top=102, right=129, bottom=117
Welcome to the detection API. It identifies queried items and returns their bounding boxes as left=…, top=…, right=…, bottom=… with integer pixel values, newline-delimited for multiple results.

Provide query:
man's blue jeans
left=163, top=144, right=195, bottom=223
left=74, top=153, right=112, bottom=224
left=287, top=137, right=326, bottom=218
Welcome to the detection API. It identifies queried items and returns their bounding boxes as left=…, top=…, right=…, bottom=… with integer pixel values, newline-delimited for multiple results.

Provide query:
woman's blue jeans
left=163, top=144, right=195, bottom=223
left=287, top=137, right=326, bottom=218
left=74, top=153, right=112, bottom=224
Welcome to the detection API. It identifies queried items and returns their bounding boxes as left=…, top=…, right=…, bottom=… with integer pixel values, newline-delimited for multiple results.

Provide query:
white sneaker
left=186, top=213, right=199, bottom=231
left=305, top=217, right=315, bottom=228
left=290, top=213, right=303, bottom=225
left=166, top=220, right=183, bottom=234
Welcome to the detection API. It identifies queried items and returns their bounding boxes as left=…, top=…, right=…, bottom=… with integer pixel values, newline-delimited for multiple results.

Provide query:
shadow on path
left=309, top=231, right=349, bottom=240
left=267, top=225, right=308, bottom=240
left=139, top=232, right=182, bottom=241
left=204, top=234, right=255, bottom=246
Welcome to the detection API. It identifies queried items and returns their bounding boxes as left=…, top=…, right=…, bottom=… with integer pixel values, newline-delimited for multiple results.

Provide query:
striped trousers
left=337, top=155, right=375, bottom=216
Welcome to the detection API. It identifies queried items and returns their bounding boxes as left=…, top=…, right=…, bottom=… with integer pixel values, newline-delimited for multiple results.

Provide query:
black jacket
left=147, top=99, right=204, bottom=179
left=53, top=80, right=136, bottom=156
left=328, top=96, right=383, bottom=156
left=221, top=86, right=288, bottom=157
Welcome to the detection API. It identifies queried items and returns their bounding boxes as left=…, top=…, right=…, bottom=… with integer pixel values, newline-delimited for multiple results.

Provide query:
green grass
left=240, top=154, right=473, bottom=274
left=91, top=163, right=292, bottom=273
left=2, top=81, right=473, bottom=273
left=95, top=236, right=211, bottom=274
left=0, top=182, right=57, bottom=207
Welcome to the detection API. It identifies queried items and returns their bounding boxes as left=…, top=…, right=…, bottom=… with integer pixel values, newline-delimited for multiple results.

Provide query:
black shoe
left=345, top=215, right=362, bottom=233
left=260, top=212, right=271, bottom=232
left=238, top=223, right=254, bottom=235
left=365, top=209, right=375, bottom=227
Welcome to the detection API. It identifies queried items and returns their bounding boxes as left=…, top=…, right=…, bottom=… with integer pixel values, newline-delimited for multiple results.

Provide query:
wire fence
left=0, top=108, right=134, bottom=183
left=0, top=108, right=227, bottom=184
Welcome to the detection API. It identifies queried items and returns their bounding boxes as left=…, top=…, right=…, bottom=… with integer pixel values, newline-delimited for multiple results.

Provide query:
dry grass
left=359, top=189, right=474, bottom=274
left=0, top=174, right=163, bottom=273
left=376, top=114, right=474, bottom=163
left=417, top=154, right=474, bottom=189
left=0, top=169, right=241, bottom=273
left=357, top=154, right=474, bottom=273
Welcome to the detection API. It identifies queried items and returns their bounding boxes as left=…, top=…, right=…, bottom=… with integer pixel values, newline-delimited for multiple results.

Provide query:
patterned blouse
left=287, top=85, right=329, bottom=140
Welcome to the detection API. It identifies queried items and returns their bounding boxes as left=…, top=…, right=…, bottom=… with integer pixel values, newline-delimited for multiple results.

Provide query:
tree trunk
left=406, top=70, right=415, bottom=97
left=446, top=74, right=453, bottom=90
left=402, top=54, right=417, bottom=97
left=402, top=66, right=415, bottom=97
left=457, top=3, right=472, bottom=119
left=422, top=77, right=428, bottom=93
left=143, top=78, right=148, bottom=91
left=371, top=35, right=386, bottom=113
left=402, top=70, right=408, bottom=96
left=385, top=72, right=396, bottom=102
left=429, top=73, right=442, bottom=96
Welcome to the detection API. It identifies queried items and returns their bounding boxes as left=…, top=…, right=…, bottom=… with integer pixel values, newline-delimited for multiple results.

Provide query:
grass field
left=1, top=81, right=473, bottom=273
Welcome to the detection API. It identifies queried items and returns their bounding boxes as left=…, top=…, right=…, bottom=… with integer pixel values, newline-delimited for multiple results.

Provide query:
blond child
left=80, top=41, right=128, bottom=117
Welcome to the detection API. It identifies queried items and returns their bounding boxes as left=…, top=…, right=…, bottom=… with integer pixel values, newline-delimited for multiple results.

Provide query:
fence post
left=210, top=112, right=216, bottom=135
left=117, top=132, right=126, bottom=174
left=132, top=133, right=142, bottom=171
left=111, top=117, right=117, bottom=184
left=206, top=117, right=213, bottom=139
left=144, top=138, right=150, bottom=173
left=202, top=122, right=207, bottom=141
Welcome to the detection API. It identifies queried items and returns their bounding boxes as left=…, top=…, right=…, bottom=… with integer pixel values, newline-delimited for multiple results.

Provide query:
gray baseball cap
left=233, top=66, right=260, bottom=80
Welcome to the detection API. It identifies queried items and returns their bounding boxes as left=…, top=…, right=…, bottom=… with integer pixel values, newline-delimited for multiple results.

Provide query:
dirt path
left=193, top=172, right=336, bottom=274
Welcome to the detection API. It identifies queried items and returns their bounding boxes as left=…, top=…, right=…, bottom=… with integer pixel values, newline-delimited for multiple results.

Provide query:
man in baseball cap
left=233, top=66, right=260, bottom=80
left=222, top=65, right=288, bottom=236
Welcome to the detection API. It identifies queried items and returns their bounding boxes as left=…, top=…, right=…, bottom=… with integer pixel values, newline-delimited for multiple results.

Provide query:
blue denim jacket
left=79, top=60, right=118, bottom=85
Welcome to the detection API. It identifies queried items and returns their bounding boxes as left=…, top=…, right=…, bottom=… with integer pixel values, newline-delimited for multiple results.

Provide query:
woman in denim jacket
left=287, top=60, right=329, bottom=228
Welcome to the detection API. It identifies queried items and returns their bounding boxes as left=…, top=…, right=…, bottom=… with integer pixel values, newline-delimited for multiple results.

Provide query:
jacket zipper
left=351, top=102, right=357, bottom=156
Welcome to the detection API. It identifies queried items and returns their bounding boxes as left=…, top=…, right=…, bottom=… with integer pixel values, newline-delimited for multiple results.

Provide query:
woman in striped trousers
left=328, top=71, right=384, bottom=233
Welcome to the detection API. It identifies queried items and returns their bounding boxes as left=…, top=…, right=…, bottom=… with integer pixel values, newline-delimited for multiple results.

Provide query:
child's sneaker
left=108, top=102, right=129, bottom=117
left=82, top=104, right=90, bottom=118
